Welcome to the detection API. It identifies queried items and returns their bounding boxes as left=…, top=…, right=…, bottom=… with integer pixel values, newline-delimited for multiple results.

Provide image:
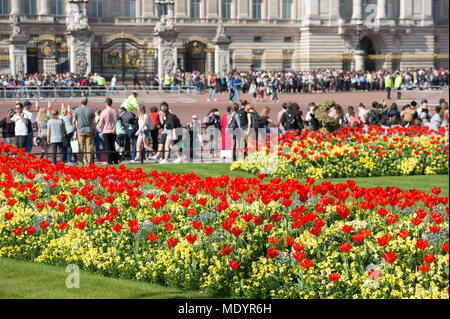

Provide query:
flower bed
left=0, top=143, right=448, bottom=298
left=231, top=125, right=449, bottom=179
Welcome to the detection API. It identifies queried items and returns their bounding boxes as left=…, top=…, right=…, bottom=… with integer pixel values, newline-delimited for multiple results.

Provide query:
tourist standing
left=60, top=107, right=75, bottom=163
left=134, top=104, right=154, bottom=161
left=23, top=100, right=36, bottom=153
left=47, top=109, right=67, bottom=164
left=99, top=97, right=119, bottom=164
left=0, top=108, right=15, bottom=146
left=94, top=109, right=106, bottom=161
left=73, top=96, right=96, bottom=166
left=8, top=103, right=29, bottom=150
left=207, top=73, right=217, bottom=102
left=36, top=108, right=49, bottom=157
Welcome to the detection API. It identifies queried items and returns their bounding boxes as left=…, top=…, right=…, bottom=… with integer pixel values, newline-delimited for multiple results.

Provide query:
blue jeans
left=208, top=87, right=216, bottom=100
left=126, top=127, right=138, bottom=159
left=25, top=133, right=33, bottom=153
left=232, top=88, right=241, bottom=103
left=65, top=131, right=75, bottom=162
left=94, top=131, right=105, bottom=160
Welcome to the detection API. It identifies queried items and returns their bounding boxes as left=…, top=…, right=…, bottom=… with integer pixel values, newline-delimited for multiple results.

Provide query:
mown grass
left=0, top=258, right=210, bottom=299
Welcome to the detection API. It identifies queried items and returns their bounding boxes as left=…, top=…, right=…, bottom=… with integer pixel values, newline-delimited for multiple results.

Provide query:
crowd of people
left=2, top=67, right=448, bottom=99
left=1, top=85, right=448, bottom=165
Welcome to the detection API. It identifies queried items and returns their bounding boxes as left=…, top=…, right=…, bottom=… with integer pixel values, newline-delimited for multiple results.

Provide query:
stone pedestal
left=43, top=58, right=57, bottom=74
left=154, top=30, right=178, bottom=85
left=354, top=49, right=365, bottom=71
left=67, top=31, right=92, bottom=75
left=213, top=22, right=231, bottom=74
left=8, top=34, right=28, bottom=77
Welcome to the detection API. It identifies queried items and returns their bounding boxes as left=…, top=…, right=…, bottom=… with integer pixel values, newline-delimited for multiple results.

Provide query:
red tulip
left=441, top=243, right=449, bottom=253
left=341, top=225, right=353, bottom=234
left=220, top=246, right=233, bottom=255
left=186, top=234, right=197, bottom=244
left=231, top=227, right=243, bottom=237
left=192, top=220, right=203, bottom=229
left=339, top=243, right=352, bottom=253
left=147, top=233, right=158, bottom=242
left=293, top=251, right=305, bottom=262
left=58, top=222, right=68, bottom=231
left=229, top=260, right=241, bottom=270
left=197, top=197, right=208, bottom=206
left=75, top=221, right=86, bottom=230
left=164, top=223, right=174, bottom=232
left=418, top=263, right=430, bottom=273
left=39, top=221, right=50, bottom=230
left=112, top=224, right=122, bottom=232
left=268, top=236, right=279, bottom=246
left=383, top=252, right=397, bottom=264
left=161, top=214, right=171, bottom=223
left=328, top=273, right=340, bottom=282
left=293, top=243, right=305, bottom=252
left=300, top=259, right=313, bottom=269
left=352, top=233, right=365, bottom=244
left=286, top=237, right=295, bottom=246
left=26, top=226, right=36, bottom=235
left=256, top=172, right=266, bottom=180
left=264, top=224, right=273, bottom=232
left=398, top=230, right=409, bottom=238
left=415, top=239, right=429, bottom=250
left=14, top=227, right=23, bottom=236
left=203, top=226, right=214, bottom=236
left=368, top=269, right=382, bottom=281
left=4, top=213, right=13, bottom=220
left=187, top=208, right=197, bottom=216
left=253, top=216, right=263, bottom=225
left=167, top=238, right=178, bottom=248
left=267, top=248, right=280, bottom=259
left=423, top=254, right=435, bottom=264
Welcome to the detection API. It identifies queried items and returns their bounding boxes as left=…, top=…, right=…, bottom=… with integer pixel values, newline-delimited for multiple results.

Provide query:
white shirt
left=12, top=113, right=29, bottom=136
left=23, top=109, right=35, bottom=123
left=111, top=77, right=117, bottom=87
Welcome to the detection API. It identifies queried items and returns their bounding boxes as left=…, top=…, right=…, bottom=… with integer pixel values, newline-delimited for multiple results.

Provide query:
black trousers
left=15, top=135, right=27, bottom=150
left=150, top=128, right=159, bottom=152
left=51, top=142, right=65, bottom=164
left=102, top=133, right=118, bottom=164
left=386, top=87, right=391, bottom=99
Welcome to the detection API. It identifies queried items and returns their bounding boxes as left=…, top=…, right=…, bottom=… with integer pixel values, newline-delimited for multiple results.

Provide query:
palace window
left=282, top=0, right=293, bottom=19
left=252, top=0, right=263, bottom=19
left=0, top=0, right=9, bottom=14
left=51, top=0, right=64, bottom=15
left=339, top=0, right=346, bottom=18
left=190, top=0, right=201, bottom=18
left=24, top=0, right=37, bottom=15
left=92, top=0, right=103, bottom=17
left=125, top=0, right=136, bottom=17
left=386, top=0, right=394, bottom=18
left=432, top=0, right=438, bottom=21
left=222, top=0, right=232, bottom=19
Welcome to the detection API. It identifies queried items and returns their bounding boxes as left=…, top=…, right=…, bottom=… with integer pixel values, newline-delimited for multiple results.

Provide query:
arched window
left=222, top=0, right=232, bottom=19
left=0, top=0, right=9, bottom=14
left=24, top=0, right=37, bottom=15
left=386, top=0, right=395, bottom=18
left=252, top=0, right=263, bottom=19
left=191, top=0, right=201, bottom=18
left=283, top=0, right=293, bottom=19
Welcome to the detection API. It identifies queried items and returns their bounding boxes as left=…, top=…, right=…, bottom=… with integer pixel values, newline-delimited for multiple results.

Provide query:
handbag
left=70, top=135, right=79, bottom=153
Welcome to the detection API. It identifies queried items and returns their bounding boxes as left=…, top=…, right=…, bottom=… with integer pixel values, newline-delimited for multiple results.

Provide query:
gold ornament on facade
left=104, top=32, right=148, bottom=46
left=126, top=50, right=142, bottom=67
left=104, top=50, right=122, bottom=67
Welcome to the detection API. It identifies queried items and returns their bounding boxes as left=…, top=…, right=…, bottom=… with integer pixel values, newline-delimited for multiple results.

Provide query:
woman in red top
left=149, top=106, right=160, bottom=154
left=221, top=106, right=232, bottom=159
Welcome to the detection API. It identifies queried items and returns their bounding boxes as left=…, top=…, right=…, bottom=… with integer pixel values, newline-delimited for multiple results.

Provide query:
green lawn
left=122, top=163, right=449, bottom=196
left=0, top=258, right=209, bottom=299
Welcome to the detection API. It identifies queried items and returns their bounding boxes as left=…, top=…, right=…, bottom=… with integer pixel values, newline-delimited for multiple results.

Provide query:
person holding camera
left=7, top=103, right=31, bottom=150
left=0, top=108, right=16, bottom=146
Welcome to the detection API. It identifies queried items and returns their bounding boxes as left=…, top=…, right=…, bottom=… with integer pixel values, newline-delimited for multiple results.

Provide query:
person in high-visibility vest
left=120, top=91, right=139, bottom=112
left=394, top=73, right=403, bottom=100
left=96, top=75, right=106, bottom=88
left=163, top=73, right=172, bottom=90
left=384, top=73, right=394, bottom=100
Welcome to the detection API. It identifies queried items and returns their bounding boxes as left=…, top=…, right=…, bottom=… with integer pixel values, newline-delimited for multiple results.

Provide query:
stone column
left=67, top=31, right=93, bottom=75
left=267, top=0, right=280, bottom=19
left=303, top=0, right=320, bottom=26
left=238, top=0, right=249, bottom=19
left=11, top=0, right=22, bottom=15
left=175, top=0, right=187, bottom=18
left=422, top=0, right=433, bottom=26
left=154, top=30, right=178, bottom=86
left=39, top=0, right=51, bottom=15
left=143, top=0, right=156, bottom=18
left=399, top=0, right=407, bottom=20
left=354, top=49, right=364, bottom=71
left=136, top=0, right=142, bottom=18
left=9, top=36, right=28, bottom=77
left=329, top=0, right=341, bottom=21
left=376, top=0, right=387, bottom=20
left=206, top=0, right=219, bottom=19
left=352, top=0, right=362, bottom=20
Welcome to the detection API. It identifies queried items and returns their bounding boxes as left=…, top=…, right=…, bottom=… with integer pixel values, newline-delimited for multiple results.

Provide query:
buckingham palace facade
left=0, top=0, right=448, bottom=79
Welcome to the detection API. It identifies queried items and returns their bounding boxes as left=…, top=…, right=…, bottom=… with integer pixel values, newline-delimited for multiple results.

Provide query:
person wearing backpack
left=281, top=102, right=304, bottom=133
left=8, top=102, right=31, bottom=150
left=204, top=108, right=221, bottom=158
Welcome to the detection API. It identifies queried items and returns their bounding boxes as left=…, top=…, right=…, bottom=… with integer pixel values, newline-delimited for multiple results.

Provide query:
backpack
left=227, top=112, right=238, bottom=129
left=172, top=114, right=182, bottom=129
left=25, top=117, right=33, bottom=135
left=283, top=110, right=298, bottom=130
left=238, top=109, right=248, bottom=127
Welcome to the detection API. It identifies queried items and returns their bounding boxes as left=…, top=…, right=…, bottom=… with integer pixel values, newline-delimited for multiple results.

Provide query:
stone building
left=0, top=0, right=448, bottom=80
